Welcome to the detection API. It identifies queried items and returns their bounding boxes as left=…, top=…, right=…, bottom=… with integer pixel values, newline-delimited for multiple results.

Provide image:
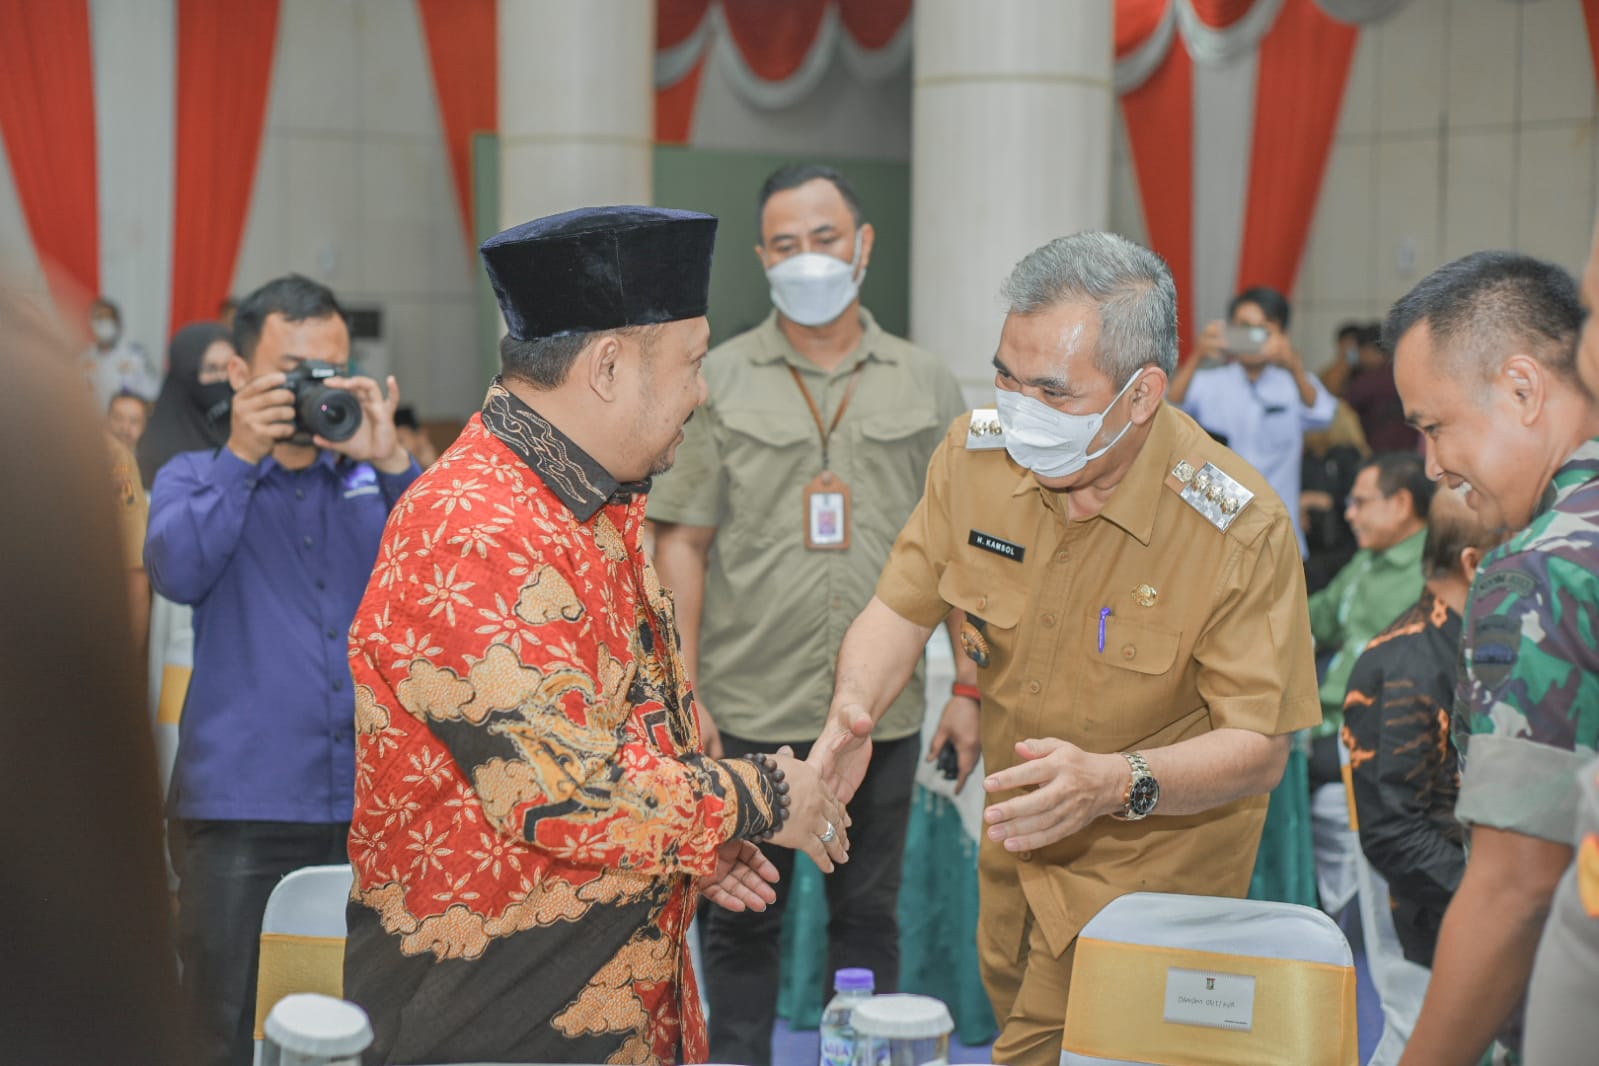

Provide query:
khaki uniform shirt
left=877, top=404, right=1321, bottom=958
left=108, top=435, right=147, bottom=570
left=648, top=309, right=966, bottom=743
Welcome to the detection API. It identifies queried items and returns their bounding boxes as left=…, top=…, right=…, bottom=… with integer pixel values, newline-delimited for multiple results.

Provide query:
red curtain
left=656, top=0, right=713, bottom=144
left=660, top=0, right=713, bottom=48
left=656, top=55, right=710, bottom=144
left=719, top=0, right=831, bottom=81
left=418, top=0, right=497, bottom=248
left=1234, top=0, right=1358, bottom=297
left=1121, top=38, right=1196, bottom=355
left=168, top=0, right=280, bottom=330
left=839, top=0, right=912, bottom=48
left=0, top=0, right=100, bottom=313
left=1583, top=0, right=1599, bottom=94
left=1189, top=0, right=1258, bottom=28
left=1116, top=0, right=1168, bottom=53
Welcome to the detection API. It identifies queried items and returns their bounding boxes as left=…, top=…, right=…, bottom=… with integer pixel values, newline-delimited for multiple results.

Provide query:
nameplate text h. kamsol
left=968, top=530, right=1025, bottom=562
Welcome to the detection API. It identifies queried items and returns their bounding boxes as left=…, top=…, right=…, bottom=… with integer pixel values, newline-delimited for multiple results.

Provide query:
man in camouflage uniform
left=1342, top=489, right=1502, bottom=1066
left=1388, top=250, right=1599, bottom=1065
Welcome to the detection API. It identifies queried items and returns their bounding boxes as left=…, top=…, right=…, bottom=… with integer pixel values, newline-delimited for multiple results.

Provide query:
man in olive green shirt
left=1308, top=450, right=1434, bottom=914
left=649, top=164, right=968, bottom=1066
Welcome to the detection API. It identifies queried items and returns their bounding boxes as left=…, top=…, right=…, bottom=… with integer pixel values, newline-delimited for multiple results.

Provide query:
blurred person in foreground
left=1168, top=285, right=1338, bottom=558
left=647, top=163, right=970, bottom=1066
left=343, top=207, right=849, bottom=1065
left=1342, top=488, right=1502, bottom=1065
left=146, top=276, right=420, bottom=1066
left=809, top=232, right=1319, bottom=1066
left=1387, top=250, right=1597, bottom=1066
left=0, top=287, right=187, bottom=1064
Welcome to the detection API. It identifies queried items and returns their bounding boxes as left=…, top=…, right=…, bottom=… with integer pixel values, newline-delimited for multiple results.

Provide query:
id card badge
left=804, top=470, right=851, bottom=551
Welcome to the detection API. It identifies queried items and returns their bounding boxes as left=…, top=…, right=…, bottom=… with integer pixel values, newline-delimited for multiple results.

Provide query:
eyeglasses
left=1344, top=493, right=1386, bottom=510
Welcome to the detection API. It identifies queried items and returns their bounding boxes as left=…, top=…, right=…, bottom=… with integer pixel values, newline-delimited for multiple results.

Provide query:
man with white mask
left=649, top=163, right=968, bottom=1066
left=808, top=232, right=1321, bottom=1066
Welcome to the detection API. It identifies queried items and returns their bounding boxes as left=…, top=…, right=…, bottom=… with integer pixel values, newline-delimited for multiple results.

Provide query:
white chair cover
left=1061, top=892, right=1354, bottom=1066
left=252, top=864, right=354, bottom=1066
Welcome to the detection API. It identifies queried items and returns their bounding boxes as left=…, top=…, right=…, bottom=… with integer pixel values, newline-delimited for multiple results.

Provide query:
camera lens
left=299, top=385, right=362, bottom=442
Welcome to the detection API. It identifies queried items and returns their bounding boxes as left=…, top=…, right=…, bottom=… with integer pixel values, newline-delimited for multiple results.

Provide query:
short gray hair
left=1000, top=232, right=1179, bottom=383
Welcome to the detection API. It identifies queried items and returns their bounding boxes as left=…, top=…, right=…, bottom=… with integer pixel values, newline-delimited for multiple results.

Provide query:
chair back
left=252, top=864, right=354, bottom=1049
left=1060, top=891, right=1358, bottom=1066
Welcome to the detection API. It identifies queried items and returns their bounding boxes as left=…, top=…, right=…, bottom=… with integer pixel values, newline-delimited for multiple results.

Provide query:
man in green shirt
left=1307, top=451, right=1434, bottom=914
left=648, top=164, right=969, bottom=1066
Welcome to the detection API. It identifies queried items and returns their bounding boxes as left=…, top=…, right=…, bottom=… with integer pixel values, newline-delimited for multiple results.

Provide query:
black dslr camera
left=283, top=360, right=362, bottom=443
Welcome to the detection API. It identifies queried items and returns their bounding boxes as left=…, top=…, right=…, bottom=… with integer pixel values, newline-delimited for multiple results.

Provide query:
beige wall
left=1295, top=0, right=1596, bottom=370
left=233, top=0, right=482, bottom=420
left=1106, top=0, right=1596, bottom=372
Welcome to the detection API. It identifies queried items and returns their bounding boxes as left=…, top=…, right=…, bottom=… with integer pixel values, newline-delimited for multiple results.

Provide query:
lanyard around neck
left=787, top=362, right=865, bottom=469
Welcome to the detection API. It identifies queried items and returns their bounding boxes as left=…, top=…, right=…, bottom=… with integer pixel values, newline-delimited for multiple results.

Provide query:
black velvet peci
left=480, top=206, right=719, bottom=341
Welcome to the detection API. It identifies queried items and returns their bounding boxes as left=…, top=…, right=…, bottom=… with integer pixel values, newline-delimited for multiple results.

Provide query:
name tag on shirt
left=342, top=463, right=379, bottom=498
left=969, top=529, right=1024, bottom=562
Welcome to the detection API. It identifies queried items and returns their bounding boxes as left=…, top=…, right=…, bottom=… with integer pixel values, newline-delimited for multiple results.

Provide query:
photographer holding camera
left=145, top=274, right=418, bottom=1066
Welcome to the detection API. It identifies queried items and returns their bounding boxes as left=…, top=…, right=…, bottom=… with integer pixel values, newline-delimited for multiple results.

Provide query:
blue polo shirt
left=146, top=446, right=418, bottom=822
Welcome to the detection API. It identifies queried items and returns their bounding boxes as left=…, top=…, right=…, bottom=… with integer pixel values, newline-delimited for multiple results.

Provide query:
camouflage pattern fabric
left=1455, top=439, right=1599, bottom=847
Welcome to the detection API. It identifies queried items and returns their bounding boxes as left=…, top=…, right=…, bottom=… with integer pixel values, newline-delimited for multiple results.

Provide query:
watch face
left=1129, top=776, right=1160, bottom=816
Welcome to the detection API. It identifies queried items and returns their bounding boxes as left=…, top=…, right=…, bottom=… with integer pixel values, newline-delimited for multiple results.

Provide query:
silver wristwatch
left=1111, top=751, right=1159, bottom=821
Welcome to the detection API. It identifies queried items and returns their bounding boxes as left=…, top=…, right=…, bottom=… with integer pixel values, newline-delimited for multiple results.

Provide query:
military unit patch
left=1470, top=615, right=1521, bottom=690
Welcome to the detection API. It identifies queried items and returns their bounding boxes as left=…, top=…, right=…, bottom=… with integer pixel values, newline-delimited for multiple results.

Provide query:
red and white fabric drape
left=0, top=0, right=101, bottom=316
left=655, top=0, right=912, bottom=143
left=168, top=0, right=280, bottom=332
left=0, top=0, right=280, bottom=345
left=418, top=0, right=497, bottom=250
left=1117, top=0, right=1368, bottom=354
left=653, top=0, right=1397, bottom=358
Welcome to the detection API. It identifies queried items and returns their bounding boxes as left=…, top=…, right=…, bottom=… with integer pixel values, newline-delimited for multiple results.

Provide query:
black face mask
left=198, top=381, right=233, bottom=422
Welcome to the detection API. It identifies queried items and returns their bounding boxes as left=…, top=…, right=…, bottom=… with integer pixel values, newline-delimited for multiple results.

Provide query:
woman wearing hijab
left=140, top=322, right=236, bottom=827
left=136, top=322, right=234, bottom=489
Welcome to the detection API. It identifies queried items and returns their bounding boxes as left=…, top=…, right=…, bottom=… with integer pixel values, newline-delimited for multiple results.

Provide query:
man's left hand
left=697, top=840, right=779, bottom=912
left=319, top=374, right=411, bottom=474
left=983, top=738, right=1124, bottom=851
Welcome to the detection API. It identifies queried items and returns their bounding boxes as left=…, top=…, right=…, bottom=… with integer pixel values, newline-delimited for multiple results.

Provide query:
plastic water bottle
left=819, top=967, right=875, bottom=1066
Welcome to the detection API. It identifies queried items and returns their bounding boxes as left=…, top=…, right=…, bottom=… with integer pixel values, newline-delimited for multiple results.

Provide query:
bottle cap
left=263, top=993, right=373, bottom=1057
left=834, top=967, right=875, bottom=993
left=849, top=994, right=954, bottom=1039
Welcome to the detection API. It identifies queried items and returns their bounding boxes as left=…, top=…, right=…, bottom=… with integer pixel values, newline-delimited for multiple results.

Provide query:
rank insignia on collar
left=966, top=408, right=1006, bottom=451
left=960, top=619, right=992, bottom=668
left=1168, top=460, right=1253, bottom=532
left=1133, top=584, right=1158, bottom=608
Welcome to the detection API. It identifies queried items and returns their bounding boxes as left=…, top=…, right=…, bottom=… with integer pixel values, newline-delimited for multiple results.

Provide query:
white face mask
left=92, top=318, right=118, bottom=345
left=995, top=369, right=1144, bottom=479
left=765, top=230, right=866, bottom=327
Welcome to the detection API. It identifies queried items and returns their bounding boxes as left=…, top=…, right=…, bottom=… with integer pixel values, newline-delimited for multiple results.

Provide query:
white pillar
left=497, top=0, right=655, bottom=230
left=911, top=0, right=1114, bottom=396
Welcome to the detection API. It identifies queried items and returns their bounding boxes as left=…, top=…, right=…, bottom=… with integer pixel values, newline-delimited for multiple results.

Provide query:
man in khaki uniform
left=649, top=164, right=969, bottom=1066
left=811, top=232, right=1321, bottom=1065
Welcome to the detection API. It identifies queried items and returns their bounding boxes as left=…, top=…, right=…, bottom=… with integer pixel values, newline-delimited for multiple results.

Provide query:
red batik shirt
left=343, top=381, right=779, bottom=1065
